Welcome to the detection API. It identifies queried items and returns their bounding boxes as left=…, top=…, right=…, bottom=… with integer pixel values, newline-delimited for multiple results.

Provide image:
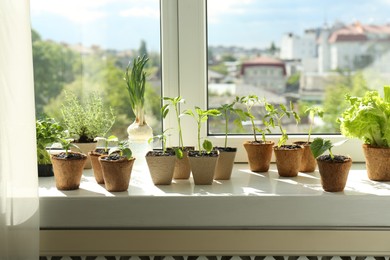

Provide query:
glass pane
left=207, top=0, right=390, bottom=136
left=31, top=0, right=162, bottom=139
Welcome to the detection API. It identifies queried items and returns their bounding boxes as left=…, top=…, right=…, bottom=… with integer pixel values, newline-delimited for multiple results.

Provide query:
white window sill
left=39, top=163, right=390, bottom=229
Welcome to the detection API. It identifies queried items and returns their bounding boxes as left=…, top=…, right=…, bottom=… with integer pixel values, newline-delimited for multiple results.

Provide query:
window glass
left=31, top=0, right=161, bottom=138
left=207, top=0, right=390, bottom=136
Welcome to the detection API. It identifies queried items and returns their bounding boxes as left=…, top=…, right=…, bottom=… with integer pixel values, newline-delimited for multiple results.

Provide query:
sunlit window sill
left=39, top=162, right=390, bottom=229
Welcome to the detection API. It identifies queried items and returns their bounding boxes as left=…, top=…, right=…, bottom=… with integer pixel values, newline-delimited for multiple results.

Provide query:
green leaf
left=122, top=148, right=133, bottom=159
left=203, top=139, right=213, bottom=154
left=310, top=138, right=333, bottom=158
left=175, top=148, right=184, bottom=159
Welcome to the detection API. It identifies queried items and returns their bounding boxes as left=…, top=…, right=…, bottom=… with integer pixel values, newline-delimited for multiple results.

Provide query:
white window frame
left=161, top=0, right=365, bottom=162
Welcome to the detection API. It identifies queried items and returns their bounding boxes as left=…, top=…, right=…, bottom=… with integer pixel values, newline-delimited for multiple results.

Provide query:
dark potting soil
left=54, top=152, right=86, bottom=160
left=275, top=144, right=303, bottom=150
left=214, top=146, right=237, bottom=152
left=247, top=140, right=272, bottom=145
left=101, top=153, right=127, bottom=161
left=293, top=141, right=310, bottom=146
left=317, top=154, right=350, bottom=163
left=167, top=146, right=195, bottom=152
left=188, top=150, right=219, bottom=157
left=94, top=148, right=109, bottom=155
left=146, top=150, right=175, bottom=156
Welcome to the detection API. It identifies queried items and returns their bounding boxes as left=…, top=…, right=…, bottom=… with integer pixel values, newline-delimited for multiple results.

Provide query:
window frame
left=161, top=0, right=365, bottom=162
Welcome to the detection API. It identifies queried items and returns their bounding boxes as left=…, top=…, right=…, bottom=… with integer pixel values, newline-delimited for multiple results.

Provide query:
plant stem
left=250, top=117, right=257, bottom=142
left=175, top=105, right=184, bottom=148
left=197, top=120, right=201, bottom=154
left=329, top=149, right=334, bottom=160
left=225, top=113, right=229, bottom=148
left=307, top=113, right=313, bottom=143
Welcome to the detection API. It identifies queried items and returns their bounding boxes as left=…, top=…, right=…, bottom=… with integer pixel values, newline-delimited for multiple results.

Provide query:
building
left=240, top=56, right=286, bottom=94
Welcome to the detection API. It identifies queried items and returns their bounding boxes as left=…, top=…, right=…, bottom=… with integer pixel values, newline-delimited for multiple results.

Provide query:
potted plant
left=293, top=106, right=324, bottom=172
left=238, top=95, right=274, bottom=172
left=88, top=135, right=118, bottom=184
left=61, top=91, right=115, bottom=169
left=146, top=129, right=176, bottom=185
left=310, top=138, right=351, bottom=192
left=338, top=85, right=390, bottom=181
left=51, top=138, right=87, bottom=190
left=99, top=140, right=135, bottom=192
left=161, top=96, right=194, bottom=179
left=213, top=100, right=242, bottom=180
left=184, top=107, right=221, bottom=185
left=36, top=117, right=64, bottom=177
left=124, top=55, right=153, bottom=159
left=267, top=101, right=303, bottom=177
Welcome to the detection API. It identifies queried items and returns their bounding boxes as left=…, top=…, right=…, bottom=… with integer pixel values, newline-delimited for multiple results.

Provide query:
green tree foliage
left=322, top=70, right=369, bottom=132
left=33, top=29, right=163, bottom=139
left=138, top=40, right=148, bottom=58
left=32, top=30, right=80, bottom=115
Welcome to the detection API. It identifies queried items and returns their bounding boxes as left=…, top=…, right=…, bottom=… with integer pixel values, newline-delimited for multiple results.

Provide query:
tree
left=321, top=70, right=369, bottom=132
left=32, top=29, right=79, bottom=115
left=138, top=40, right=148, bottom=58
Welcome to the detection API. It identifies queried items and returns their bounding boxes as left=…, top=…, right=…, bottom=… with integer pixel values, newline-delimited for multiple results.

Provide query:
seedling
left=310, top=138, right=348, bottom=160
left=184, top=107, right=221, bottom=154
left=58, top=138, right=81, bottom=157
left=216, top=100, right=243, bottom=148
left=304, top=106, right=324, bottom=143
left=94, top=135, right=119, bottom=153
left=161, top=96, right=186, bottom=158
left=237, top=95, right=271, bottom=143
left=148, top=129, right=171, bottom=154
left=108, top=140, right=133, bottom=160
left=265, top=101, right=300, bottom=147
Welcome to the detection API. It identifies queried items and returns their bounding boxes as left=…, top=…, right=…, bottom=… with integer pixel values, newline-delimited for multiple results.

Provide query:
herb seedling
left=61, top=92, right=115, bottom=143
left=184, top=107, right=221, bottom=155
left=36, top=118, right=64, bottom=164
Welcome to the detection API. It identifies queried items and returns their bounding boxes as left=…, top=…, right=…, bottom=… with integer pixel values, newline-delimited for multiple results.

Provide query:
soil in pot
left=99, top=154, right=135, bottom=192
left=89, top=148, right=108, bottom=184
left=317, top=154, right=352, bottom=192
left=188, top=150, right=219, bottom=185
left=362, top=144, right=390, bottom=181
left=243, top=141, right=274, bottom=172
left=293, top=141, right=317, bottom=172
left=51, top=152, right=87, bottom=190
left=38, top=164, right=53, bottom=177
left=274, top=144, right=304, bottom=177
left=213, top=147, right=237, bottom=180
left=71, top=142, right=97, bottom=169
left=170, top=146, right=194, bottom=179
left=146, top=150, right=176, bottom=185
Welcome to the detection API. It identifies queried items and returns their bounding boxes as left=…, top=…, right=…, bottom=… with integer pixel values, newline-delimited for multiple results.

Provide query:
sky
left=30, top=0, right=390, bottom=51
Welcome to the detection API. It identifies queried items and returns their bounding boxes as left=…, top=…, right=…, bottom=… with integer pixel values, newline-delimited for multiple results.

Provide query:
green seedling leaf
left=122, top=148, right=133, bottom=160
left=203, top=139, right=213, bottom=154
left=175, top=148, right=184, bottom=159
left=310, top=138, right=333, bottom=158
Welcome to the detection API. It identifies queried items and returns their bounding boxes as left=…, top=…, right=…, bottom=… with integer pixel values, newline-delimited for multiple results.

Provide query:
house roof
left=241, top=56, right=286, bottom=75
left=328, top=22, right=390, bottom=43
